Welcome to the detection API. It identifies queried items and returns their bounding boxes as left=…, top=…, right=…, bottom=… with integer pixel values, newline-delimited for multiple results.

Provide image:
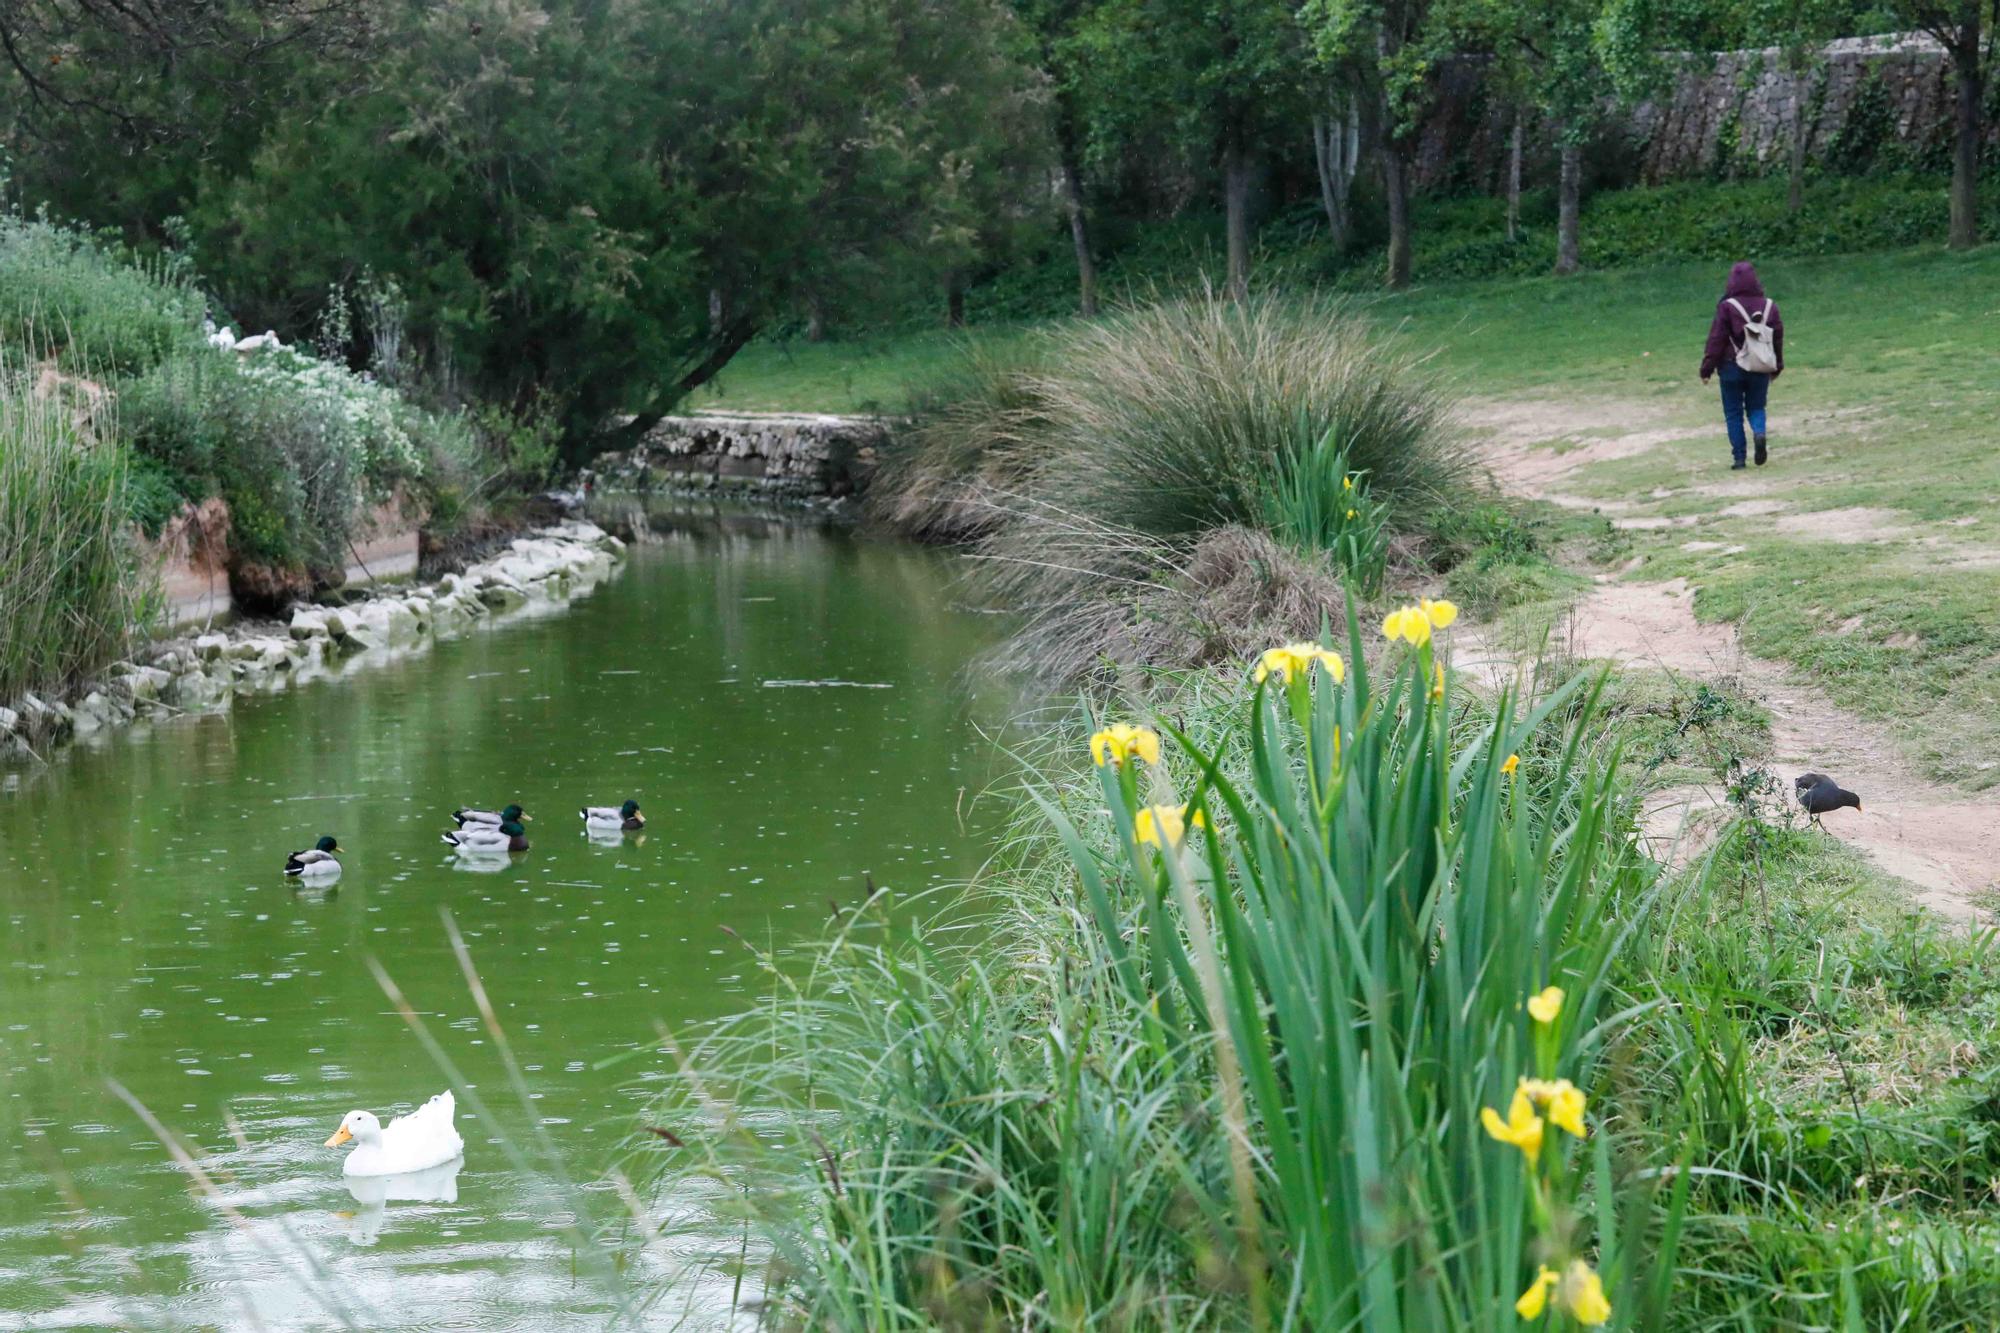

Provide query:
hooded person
left=1699, top=261, right=1785, bottom=469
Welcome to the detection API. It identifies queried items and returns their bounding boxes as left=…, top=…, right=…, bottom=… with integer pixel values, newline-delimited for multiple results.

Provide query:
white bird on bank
left=325, top=1091, right=465, bottom=1176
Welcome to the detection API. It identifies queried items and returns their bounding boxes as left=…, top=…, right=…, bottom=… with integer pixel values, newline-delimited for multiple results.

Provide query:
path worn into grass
left=1464, top=397, right=2000, bottom=923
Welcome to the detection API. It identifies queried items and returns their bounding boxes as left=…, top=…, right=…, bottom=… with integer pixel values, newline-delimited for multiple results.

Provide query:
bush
left=0, top=214, right=205, bottom=376
left=0, top=364, right=147, bottom=701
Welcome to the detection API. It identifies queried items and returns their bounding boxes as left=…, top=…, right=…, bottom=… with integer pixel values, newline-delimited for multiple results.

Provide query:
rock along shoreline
left=0, top=520, right=625, bottom=766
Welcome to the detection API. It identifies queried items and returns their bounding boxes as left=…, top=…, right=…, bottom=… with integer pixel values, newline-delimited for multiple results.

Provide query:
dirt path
left=1463, top=399, right=2000, bottom=922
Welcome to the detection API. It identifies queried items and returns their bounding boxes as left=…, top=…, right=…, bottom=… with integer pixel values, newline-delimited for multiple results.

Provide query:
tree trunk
left=1382, top=138, right=1412, bottom=289
left=1060, top=155, right=1098, bottom=317
left=708, top=287, right=724, bottom=336
left=806, top=292, right=825, bottom=343
left=945, top=273, right=966, bottom=328
left=1506, top=115, right=1523, bottom=243
left=1554, top=139, right=1581, bottom=276
left=1312, top=113, right=1348, bottom=250
left=1223, top=124, right=1252, bottom=302
left=1948, top=27, right=1982, bottom=249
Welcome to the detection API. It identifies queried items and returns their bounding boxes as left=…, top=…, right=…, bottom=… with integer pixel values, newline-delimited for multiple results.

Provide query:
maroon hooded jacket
left=1700, top=262, right=1783, bottom=378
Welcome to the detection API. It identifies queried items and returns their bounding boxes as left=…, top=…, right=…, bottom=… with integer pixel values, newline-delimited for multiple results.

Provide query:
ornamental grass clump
left=634, top=604, right=1687, bottom=1327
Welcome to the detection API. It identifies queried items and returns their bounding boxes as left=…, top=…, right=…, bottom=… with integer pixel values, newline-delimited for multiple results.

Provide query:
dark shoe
left=1754, top=435, right=1768, bottom=466
left=1730, top=461, right=1746, bottom=470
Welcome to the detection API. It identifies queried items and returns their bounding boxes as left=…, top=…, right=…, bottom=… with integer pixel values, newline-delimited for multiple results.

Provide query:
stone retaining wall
left=599, top=412, right=889, bottom=497
left=1, top=522, right=624, bottom=765
left=1413, top=33, right=1977, bottom=192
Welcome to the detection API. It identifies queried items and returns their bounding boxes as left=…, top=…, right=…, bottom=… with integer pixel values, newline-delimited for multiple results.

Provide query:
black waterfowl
left=1795, top=773, right=1861, bottom=828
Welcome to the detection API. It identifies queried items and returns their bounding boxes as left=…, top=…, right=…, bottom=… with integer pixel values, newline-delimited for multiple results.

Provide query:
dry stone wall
left=1413, top=34, right=1978, bottom=192
left=600, top=413, right=887, bottom=498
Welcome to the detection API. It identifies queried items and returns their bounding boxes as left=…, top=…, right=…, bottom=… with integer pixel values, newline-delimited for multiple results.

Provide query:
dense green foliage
left=0, top=211, right=506, bottom=615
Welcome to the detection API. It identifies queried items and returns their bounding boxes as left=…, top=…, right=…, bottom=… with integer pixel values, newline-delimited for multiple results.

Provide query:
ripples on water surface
left=0, top=508, right=1005, bottom=1328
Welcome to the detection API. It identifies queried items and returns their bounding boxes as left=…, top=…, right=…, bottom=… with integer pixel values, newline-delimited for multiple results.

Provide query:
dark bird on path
left=1795, top=773, right=1861, bottom=828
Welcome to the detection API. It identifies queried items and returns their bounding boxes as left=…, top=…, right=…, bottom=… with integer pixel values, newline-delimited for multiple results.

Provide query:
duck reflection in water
left=341, top=1155, right=464, bottom=1247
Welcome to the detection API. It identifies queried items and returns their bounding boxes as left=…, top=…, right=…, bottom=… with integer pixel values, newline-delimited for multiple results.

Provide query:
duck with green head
left=441, top=820, right=529, bottom=853
left=581, top=800, right=644, bottom=833
left=452, top=803, right=530, bottom=828
left=285, top=836, right=343, bottom=877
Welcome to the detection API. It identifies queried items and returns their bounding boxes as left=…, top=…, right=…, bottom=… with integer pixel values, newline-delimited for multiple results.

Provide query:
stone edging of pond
left=0, top=520, right=626, bottom=765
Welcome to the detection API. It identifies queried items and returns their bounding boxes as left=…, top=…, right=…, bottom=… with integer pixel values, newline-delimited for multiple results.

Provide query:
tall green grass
left=0, top=364, right=147, bottom=703
left=873, top=293, right=1469, bottom=684
left=635, top=620, right=1686, bottom=1326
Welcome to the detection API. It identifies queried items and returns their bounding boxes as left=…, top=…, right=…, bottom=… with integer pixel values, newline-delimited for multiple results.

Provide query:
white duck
left=325, top=1091, right=465, bottom=1176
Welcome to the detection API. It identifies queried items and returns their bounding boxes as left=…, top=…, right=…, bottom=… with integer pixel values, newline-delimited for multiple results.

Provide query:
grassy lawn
left=710, top=243, right=2000, bottom=789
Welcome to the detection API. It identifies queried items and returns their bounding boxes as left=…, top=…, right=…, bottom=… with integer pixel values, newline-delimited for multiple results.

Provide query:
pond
left=0, top=508, right=1004, bottom=1329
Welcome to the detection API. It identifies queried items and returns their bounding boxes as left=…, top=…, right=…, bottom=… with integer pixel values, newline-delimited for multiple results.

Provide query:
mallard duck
left=284, top=836, right=343, bottom=877
left=581, top=799, right=645, bottom=832
left=441, top=820, right=529, bottom=853
left=452, top=803, right=530, bottom=828
left=324, top=1091, right=465, bottom=1177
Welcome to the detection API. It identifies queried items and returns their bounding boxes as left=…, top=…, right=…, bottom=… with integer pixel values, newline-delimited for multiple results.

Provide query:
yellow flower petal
left=1342, top=475, right=1355, bottom=491
left=1546, top=1081, right=1588, bottom=1139
left=1515, top=1266, right=1559, bottom=1320
left=1480, top=1087, right=1544, bottom=1165
left=1090, top=724, right=1161, bottom=768
left=1346, top=508, right=1358, bottom=520
left=1502, top=752, right=1520, bottom=775
left=1422, top=597, right=1460, bottom=629
left=1403, top=612, right=1432, bottom=646
left=1561, top=1260, right=1611, bottom=1326
left=1527, top=985, right=1564, bottom=1025
left=1430, top=660, right=1445, bottom=700
left=1135, top=804, right=1201, bottom=848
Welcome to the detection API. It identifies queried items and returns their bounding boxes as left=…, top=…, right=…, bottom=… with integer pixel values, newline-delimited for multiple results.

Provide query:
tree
left=1895, top=0, right=1993, bottom=247
left=1013, top=0, right=1106, bottom=315
left=1083, top=0, right=1311, bottom=299
left=0, top=0, right=381, bottom=236
left=1309, top=0, right=1442, bottom=287
left=181, top=0, right=1045, bottom=458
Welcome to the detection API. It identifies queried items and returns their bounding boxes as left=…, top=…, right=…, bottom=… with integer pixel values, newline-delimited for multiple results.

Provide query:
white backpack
left=1726, top=298, right=1779, bottom=374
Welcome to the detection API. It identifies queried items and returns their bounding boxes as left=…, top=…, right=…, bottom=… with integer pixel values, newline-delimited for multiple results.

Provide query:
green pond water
left=0, top=508, right=1004, bottom=1329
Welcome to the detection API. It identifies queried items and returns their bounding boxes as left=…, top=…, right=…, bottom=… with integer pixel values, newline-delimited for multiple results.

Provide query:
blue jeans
left=1717, top=363, right=1770, bottom=464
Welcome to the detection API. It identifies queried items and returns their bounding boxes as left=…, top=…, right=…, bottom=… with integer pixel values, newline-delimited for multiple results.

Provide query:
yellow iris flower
left=1135, top=804, right=1205, bottom=848
left=1253, top=643, right=1346, bottom=686
left=1502, top=752, right=1520, bottom=776
left=1480, top=1086, right=1544, bottom=1165
left=1515, top=1266, right=1559, bottom=1319
left=1382, top=599, right=1458, bottom=645
left=1342, top=475, right=1355, bottom=491
left=1346, top=508, right=1358, bottom=520
left=1431, top=660, right=1446, bottom=700
left=1519, top=1077, right=1589, bottom=1138
left=1526, top=985, right=1563, bottom=1025
left=1561, top=1259, right=1612, bottom=1325
left=1090, top=723, right=1161, bottom=768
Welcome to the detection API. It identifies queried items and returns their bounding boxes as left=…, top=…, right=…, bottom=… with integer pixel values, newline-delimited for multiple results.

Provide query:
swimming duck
left=284, top=836, right=343, bottom=877
left=581, top=800, right=645, bottom=832
left=452, top=803, right=530, bottom=828
left=324, top=1091, right=465, bottom=1177
left=1795, top=772, right=1861, bottom=829
left=441, top=820, right=529, bottom=853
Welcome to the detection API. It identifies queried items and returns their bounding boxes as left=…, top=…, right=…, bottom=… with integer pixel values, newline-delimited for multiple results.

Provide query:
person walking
left=1699, top=261, right=1784, bottom=470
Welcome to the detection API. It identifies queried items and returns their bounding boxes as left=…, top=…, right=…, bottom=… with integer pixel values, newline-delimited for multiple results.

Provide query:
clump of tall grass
left=634, top=617, right=1685, bottom=1326
left=0, top=364, right=147, bottom=702
left=874, top=293, right=1468, bottom=684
